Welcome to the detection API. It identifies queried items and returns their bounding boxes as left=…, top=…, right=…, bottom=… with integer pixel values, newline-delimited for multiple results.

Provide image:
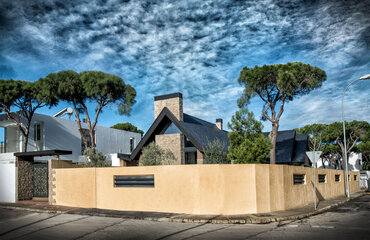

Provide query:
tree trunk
left=269, top=122, right=279, bottom=164
left=73, top=102, right=89, bottom=151
left=22, top=131, right=29, bottom=152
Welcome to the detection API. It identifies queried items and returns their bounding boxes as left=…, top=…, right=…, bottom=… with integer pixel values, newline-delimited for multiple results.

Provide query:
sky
left=0, top=0, right=369, bottom=134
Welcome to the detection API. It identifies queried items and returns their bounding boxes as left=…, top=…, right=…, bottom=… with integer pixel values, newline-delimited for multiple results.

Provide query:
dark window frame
left=293, top=174, right=305, bottom=185
left=114, top=175, right=154, bottom=188
left=335, top=174, right=340, bottom=182
left=318, top=174, right=326, bottom=183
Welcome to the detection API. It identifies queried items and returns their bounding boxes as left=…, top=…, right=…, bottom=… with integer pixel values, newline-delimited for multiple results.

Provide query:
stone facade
left=17, top=160, right=33, bottom=200
left=154, top=94, right=183, bottom=121
left=196, top=149, right=204, bottom=164
left=155, top=133, right=184, bottom=164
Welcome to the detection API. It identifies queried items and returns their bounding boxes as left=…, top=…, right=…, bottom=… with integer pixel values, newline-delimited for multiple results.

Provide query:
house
left=128, top=92, right=309, bottom=166
left=263, top=130, right=310, bottom=165
left=130, top=93, right=229, bottom=164
left=0, top=112, right=141, bottom=162
left=0, top=111, right=141, bottom=203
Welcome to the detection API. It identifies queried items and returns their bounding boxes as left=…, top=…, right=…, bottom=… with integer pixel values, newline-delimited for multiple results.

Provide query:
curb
left=0, top=192, right=366, bottom=224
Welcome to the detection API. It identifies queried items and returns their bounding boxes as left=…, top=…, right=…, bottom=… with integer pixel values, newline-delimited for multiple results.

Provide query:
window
left=293, top=174, right=305, bottom=185
left=185, top=151, right=197, bottom=164
left=130, top=137, right=135, bottom=152
left=318, top=174, right=326, bottom=183
left=114, top=175, right=154, bottom=188
left=34, top=122, right=44, bottom=151
left=335, top=174, right=340, bottom=182
left=354, top=175, right=357, bottom=181
left=163, top=123, right=181, bottom=134
left=184, top=136, right=197, bottom=164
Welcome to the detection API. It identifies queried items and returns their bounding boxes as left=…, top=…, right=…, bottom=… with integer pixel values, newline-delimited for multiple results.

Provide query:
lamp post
left=342, top=74, right=370, bottom=198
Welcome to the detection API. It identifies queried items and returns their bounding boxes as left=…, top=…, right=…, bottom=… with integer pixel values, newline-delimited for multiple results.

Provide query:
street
left=0, top=195, right=369, bottom=240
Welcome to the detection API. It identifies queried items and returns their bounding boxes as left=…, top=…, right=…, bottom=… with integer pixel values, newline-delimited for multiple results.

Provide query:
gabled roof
left=130, top=107, right=229, bottom=160
left=263, top=130, right=309, bottom=164
left=180, top=114, right=229, bottom=151
left=292, top=134, right=309, bottom=163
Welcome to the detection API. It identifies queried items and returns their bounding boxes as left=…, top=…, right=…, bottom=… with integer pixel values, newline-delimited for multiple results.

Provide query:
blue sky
left=0, top=0, right=369, bottom=134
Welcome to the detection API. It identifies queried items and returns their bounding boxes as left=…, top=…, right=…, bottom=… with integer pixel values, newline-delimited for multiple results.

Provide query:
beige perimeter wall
left=53, top=164, right=360, bottom=215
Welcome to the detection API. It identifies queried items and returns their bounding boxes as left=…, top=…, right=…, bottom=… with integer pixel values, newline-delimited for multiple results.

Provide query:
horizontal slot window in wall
left=114, top=175, right=154, bottom=188
left=318, top=174, right=326, bottom=183
left=335, top=174, right=340, bottom=182
left=293, top=174, right=305, bottom=185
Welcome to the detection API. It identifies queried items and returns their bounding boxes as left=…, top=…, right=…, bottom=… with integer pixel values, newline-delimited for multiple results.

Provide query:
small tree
left=297, top=121, right=370, bottom=169
left=296, top=123, right=328, bottom=167
left=227, top=106, right=271, bottom=164
left=203, top=138, right=229, bottom=164
left=237, top=62, right=326, bottom=164
left=325, top=121, right=370, bottom=169
left=41, top=70, right=136, bottom=151
left=357, top=141, right=370, bottom=170
left=82, top=147, right=111, bottom=167
left=0, top=79, right=52, bottom=151
left=111, top=122, right=144, bottom=136
left=140, top=142, right=176, bottom=166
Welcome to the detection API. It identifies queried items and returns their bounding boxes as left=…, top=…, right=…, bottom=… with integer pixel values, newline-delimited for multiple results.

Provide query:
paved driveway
left=0, top=195, right=369, bottom=240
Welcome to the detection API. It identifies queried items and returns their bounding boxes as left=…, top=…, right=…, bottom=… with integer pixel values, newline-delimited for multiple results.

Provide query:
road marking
left=312, top=225, right=335, bottom=229
left=287, top=225, right=299, bottom=228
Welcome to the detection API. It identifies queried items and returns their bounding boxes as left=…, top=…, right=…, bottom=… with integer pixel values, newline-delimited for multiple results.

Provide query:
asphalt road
left=0, top=195, right=369, bottom=240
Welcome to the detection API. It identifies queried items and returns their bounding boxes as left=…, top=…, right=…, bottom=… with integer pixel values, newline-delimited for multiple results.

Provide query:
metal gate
left=33, top=163, right=48, bottom=198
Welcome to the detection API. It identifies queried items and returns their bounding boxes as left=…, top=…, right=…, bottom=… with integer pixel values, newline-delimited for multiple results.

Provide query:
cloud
left=0, top=64, right=17, bottom=79
left=0, top=0, right=369, bottom=131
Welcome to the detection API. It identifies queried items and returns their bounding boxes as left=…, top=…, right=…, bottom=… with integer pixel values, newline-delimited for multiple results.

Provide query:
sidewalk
left=0, top=191, right=366, bottom=224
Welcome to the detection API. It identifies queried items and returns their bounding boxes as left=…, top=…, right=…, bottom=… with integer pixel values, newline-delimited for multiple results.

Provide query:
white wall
left=30, top=114, right=83, bottom=162
left=316, top=152, right=362, bottom=171
left=0, top=154, right=16, bottom=202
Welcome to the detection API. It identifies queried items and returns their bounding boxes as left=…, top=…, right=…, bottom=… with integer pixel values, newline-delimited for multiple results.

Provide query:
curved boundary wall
left=53, top=164, right=360, bottom=215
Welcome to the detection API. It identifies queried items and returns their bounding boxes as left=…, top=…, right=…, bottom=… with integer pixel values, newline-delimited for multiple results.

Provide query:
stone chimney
left=154, top=93, right=183, bottom=121
left=216, top=118, right=223, bottom=130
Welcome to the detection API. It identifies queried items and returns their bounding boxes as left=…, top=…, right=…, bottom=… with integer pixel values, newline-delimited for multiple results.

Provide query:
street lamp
left=342, top=74, right=370, bottom=198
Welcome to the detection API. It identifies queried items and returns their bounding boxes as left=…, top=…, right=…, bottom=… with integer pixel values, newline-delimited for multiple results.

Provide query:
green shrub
left=82, top=147, right=111, bottom=167
left=140, top=142, right=176, bottom=166
left=203, top=139, right=230, bottom=164
left=227, top=107, right=272, bottom=164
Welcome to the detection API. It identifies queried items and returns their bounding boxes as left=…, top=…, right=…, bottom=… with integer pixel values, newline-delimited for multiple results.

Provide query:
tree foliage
left=140, top=142, right=176, bottom=166
left=0, top=79, right=52, bottom=151
left=82, top=147, right=111, bottom=167
left=111, top=122, right=144, bottom=136
left=40, top=70, right=136, bottom=151
left=203, top=138, right=229, bottom=164
left=296, top=120, right=370, bottom=169
left=227, top=106, right=271, bottom=164
left=238, top=62, right=326, bottom=164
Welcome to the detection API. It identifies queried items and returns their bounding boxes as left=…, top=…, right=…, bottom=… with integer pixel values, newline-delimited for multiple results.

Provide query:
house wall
left=20, top=113, right=140, bottom=162
left=17, top=160, right=33, bottom=200
left=53, top=164, right=360, bottom=215
left=196, top=149, right=204, bottom=164
left=155, top=133, right=184, bottom=164
left=95, top=126, right=141, bottom=155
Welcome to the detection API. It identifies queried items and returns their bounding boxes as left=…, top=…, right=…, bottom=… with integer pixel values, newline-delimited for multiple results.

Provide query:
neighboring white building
left=0, top=112, right=141, bottom=162
left=316, top=152, right=362, bottom=171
